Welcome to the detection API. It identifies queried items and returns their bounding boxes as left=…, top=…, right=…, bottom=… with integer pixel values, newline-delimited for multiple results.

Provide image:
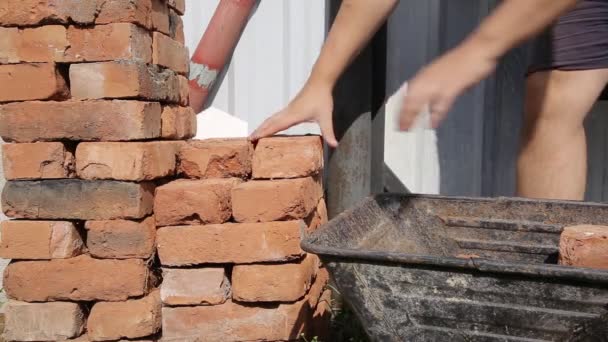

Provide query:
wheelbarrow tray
left=301, top=194, right=608, bottom=341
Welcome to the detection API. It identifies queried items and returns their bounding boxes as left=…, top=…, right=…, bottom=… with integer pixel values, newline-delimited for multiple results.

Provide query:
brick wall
left=0, top=1, right=329, bottom=340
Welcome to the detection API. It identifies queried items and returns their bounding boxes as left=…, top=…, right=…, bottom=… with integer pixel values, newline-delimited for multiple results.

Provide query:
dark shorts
left=528, top=0, right=608, bottom=75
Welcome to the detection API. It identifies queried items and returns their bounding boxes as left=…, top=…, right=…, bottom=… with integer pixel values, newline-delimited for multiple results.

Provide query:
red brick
left=2, top=142, right=74, bottom=180
left=161, top=105, right=196, bottom=139
left=4, top=301, right=85, bottom=341
left=151, top=0, right=170, bottom=34
left=70, top=61, right=182, bottom=103
left=17, top=26, right=68, bottom=62
left=2, top=180, right=154, bottom=220
left=70, top=335, right=154, bottom=342
left=559, top=225, right=608, bottom=269
left=167, top=0, right=186, bottom=15
left=157, top=221, right=304, bottom=266
left=232, top=177, right=323, bottom=222
left=0, top=221, right=83, bottom=260
left=178, top=74, right=189, bottom=106
left=4, top=255, right=151, bottom=301
left=161, top=267, right=229, bottom=306
left=76, top=141, right=179, bottom=181
left=232, top=254, right=318, bottom=302
left=0, top=27, right=19, bottom=63
left=169, top=9, right=185, bottom=44
left=253, top=136, right=323, bottom=179
left=64, top=23, right=151, bottom=63
left=0, top=63, right=68, bottom=102
left=153, top=32, right=188, bottom=74
left=88, top=290, right=161, bottom=341
left=85, top=217, right=156, bottom=259
left=0, top=100, right=161, bottom=143
left=178, top=139, right=252, bottom=179
left=95, top=0, right=153, bottom=28
left=162, top=298, right=312, bottom=341
left=154, top=178, right=241, bottom=226
left=305, top=198, right=328, bottom=233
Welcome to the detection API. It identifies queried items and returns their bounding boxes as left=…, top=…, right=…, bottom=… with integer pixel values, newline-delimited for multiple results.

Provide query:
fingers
left=399, top=92, right=424, bottom=131
left=249, top=110, right=301, bottom=141
left=400, top=89, right=455, bottom=131
left=319, top=111, right=338, bottom=148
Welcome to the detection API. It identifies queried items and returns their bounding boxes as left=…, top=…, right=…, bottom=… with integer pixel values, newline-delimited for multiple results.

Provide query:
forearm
left=308, top=0, right=398, bottom=87
left=464, top=0, right=579, bottom=60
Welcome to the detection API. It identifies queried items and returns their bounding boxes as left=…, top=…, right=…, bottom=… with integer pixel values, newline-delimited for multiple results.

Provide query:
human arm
left=250, top=0, right=398, bottom=146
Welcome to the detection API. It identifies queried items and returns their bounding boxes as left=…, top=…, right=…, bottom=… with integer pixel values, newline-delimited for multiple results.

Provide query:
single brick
left=178, top=139, right=252, bottom=179
left=161, top=105, right=196, bottom=139
left=2, top=142, right=74, bottom=180
left=153, top=32, right=188, bottom=74
left=178, top=74, right=189, bottom=106
left=0, top=63, right=68, bottom=102
left=4, top=255, right=151, bottom=301
left=232, top=177, right=323, bottom=222
left=4, top=301, right=85, bottom=341
left=0, top=100, right=161, bottom=143
left=167, top=0, right=186, bottom=15
left=64, top=23, right=152, bottom=63
left=151, top=0, right=171, bottom=34
left=88, top=290, right=161, bottom=341
left=252, top=136, right=323, bottom=179
left=232, top=254, right=318, bottom=302
left=85, top=217, right=156, bottom=259
left=161, top=267, right=230, bottom=306
left=154, top=178, right=241, bottom=227
left=162, top=298, right=312, bottom=341
left=76, top=141, right=179, bottom=181
left=559, top=225, right=608, bottom=269
left=0, top=27, right=19, bottom=63
left=305, top=198, right=328, bottom=233
left=18, top=25, right=69, bottom=62
left=95, top=0, right=153, bottom=28
left=70, top=61, right=182, bottom=103
left=0, top=221, right=84, bottom=260
left=0, top=0, right=98, bottom=26
left=156, top=221, right=304, bottom=266
left=2, top=180, right=154, bottom=220
left=169, top=9, right=185, bottom=44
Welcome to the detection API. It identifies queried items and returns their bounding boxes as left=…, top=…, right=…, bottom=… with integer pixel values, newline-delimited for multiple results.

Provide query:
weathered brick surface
left=70, top=61, right=183, bottom=103
left=65, top=23, right=152, bottom=63
left=0, top=25, right=69, bottom=63
left=169, top=9, right=185, bottom=44
left=0, top=63, right=68, bottom=102
left=0, top=220, right=84, bottom=259
left=161, top=105, right=196, bottom=139
left=0, top=0, right=165, bottom=28
left=88, top=290, right=161, bottom=341
left=0, top=100, right=161, bottom=143
left=178, top=74, right=189, bottom=106
left=4, top=300, right=85, bottom=341
left=167, top=0, right=186, bottom=15
left=232, top=254, right=318, bottom=302
left=4, top=255, right=151, bottom=301
left=559, top=225, right=608, bottom=269
left=179, top=139, right=252, bottom=179
left=252, top=136, right=323, bottom=179
left=232, top=177, right=323, bottom=222
left=0, top=27, right=19, bottom=63
left=161, top=267, right=230, bottom=306
left=85, top=217, right=156, bottom=259
left=2, top=180, right=154, bottom=220
left=305, top=198, right=328, bottom=233
left=157, top=221, right=304, bottom=266
left=151, top=0, right=171, bottom=34
left=153, top=32, right=188, bottom=74
left=2, top=142, right=74, bottom=180
left=154, top=178, right=241, bottom=226
left=162, top=297, right=315, bottom=341
left=76, top=141, right=179, bottom=181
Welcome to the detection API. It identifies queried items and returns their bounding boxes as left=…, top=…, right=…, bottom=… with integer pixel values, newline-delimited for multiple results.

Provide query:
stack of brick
left=0, top=0, right=193, bottom=341
left=156, top=136, right=331, bottom=341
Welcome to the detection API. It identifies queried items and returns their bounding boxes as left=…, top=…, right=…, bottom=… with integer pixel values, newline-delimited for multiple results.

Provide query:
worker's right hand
left=249, top=81, right=338, bottom=147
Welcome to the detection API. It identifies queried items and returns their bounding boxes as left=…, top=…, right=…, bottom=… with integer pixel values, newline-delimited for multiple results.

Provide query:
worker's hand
left=249, top=81, right=338, bottom=147
left=400, top=44, right=497, bottom=130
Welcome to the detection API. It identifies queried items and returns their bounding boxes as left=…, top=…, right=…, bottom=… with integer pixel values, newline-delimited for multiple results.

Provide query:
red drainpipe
left=189, top=0, right=259, bottom=113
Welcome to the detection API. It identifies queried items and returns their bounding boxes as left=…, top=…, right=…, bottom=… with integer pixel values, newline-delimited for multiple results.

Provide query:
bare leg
left=517, top=69, right=608, bottom=200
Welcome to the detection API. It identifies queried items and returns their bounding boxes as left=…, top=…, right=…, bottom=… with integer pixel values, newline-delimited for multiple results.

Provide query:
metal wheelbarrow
left=301, top=194, right=608, bottom=341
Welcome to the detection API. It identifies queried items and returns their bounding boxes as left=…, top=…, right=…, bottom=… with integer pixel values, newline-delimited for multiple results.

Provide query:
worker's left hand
left=400, top=43, right=497, bottom=130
